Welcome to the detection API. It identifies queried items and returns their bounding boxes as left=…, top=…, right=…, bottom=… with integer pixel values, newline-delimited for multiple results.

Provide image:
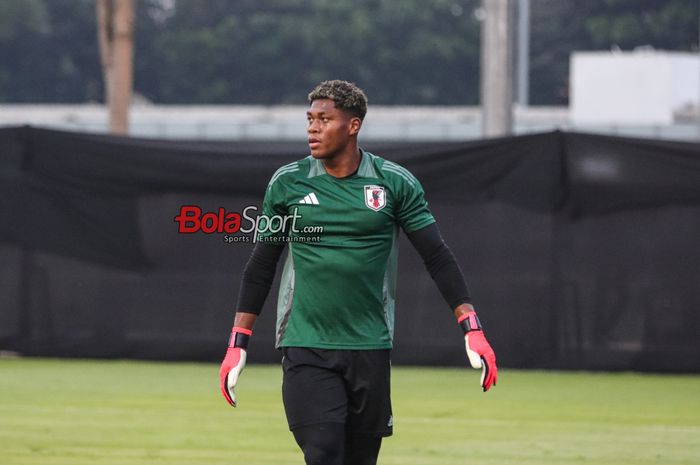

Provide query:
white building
left=2, top=50, right=700, bottom=142
left=571, top=50, right=700, bottom=127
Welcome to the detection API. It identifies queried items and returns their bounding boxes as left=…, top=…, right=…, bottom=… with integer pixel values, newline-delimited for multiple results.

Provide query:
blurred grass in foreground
left=0, top=358, right=698, bottom=465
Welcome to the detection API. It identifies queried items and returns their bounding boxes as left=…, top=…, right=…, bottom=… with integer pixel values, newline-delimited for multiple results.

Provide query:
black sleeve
left=406, top=223, right=472, bottom=310
left=235, top=242, right=285, bottom=315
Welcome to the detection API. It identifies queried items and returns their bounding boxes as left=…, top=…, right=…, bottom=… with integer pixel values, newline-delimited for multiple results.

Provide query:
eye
left=321, top=117, right=329, bottom=123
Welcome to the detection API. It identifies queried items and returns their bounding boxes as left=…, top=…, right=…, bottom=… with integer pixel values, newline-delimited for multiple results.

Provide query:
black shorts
left=281, top=347, right=393, bottom=437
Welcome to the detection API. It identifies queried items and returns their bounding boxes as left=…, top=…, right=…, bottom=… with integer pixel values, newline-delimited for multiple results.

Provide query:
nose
left=308, top=119, right=320, bottom=133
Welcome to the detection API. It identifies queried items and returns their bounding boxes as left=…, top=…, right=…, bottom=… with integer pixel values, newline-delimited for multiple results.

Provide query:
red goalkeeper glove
left=458, top=310, right=498, bottom=392
left=219, top=326, right=252, bottom=407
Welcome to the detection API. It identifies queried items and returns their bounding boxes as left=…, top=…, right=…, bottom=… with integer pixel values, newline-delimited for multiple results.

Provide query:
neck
left=322, top=145, right=361, bottom=178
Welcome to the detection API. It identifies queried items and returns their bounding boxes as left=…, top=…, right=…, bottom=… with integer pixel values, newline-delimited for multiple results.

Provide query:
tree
left=97, top=0, right=135, bottom=135
left=0, top=0, right=49, bottom=101
left=1, top=0, right=697, bottom=106
left=133, top=0, right=481, bottom=105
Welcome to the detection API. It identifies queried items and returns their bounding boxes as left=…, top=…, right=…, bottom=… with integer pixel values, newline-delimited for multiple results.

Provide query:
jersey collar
left=307, top=149, right=378, bottom=179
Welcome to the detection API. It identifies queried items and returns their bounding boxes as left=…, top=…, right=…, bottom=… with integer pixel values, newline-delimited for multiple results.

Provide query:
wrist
left=228, top=326, right=253, bottom=349
left=457, top=310, right=482, bottom=334
left=453, top=302, right=474, bottom=318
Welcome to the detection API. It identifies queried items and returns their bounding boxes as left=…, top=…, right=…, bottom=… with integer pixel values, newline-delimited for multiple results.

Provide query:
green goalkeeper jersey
left=260, top=150, right=435, bottom=349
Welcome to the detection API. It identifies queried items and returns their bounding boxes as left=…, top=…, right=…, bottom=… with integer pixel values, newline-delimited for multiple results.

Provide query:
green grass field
left=0, top=358, right=698, bottom=465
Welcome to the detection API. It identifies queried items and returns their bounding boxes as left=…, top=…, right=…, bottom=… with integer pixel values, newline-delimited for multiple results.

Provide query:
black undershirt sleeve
left=235, top=242, right=285, bottom=315
left=406, top=223, right=472, bottom=310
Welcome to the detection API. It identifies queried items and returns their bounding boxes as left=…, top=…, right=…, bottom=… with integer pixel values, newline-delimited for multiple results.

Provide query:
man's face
left=307, top=99, right=360, bottom=159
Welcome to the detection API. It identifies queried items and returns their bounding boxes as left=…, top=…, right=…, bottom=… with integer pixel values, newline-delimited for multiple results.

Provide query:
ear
left=348, top=117, right=362, bottom=136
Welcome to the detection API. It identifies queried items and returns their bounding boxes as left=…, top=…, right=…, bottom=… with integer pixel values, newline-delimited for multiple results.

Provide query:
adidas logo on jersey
left=298, top=192, right=320, bottom=205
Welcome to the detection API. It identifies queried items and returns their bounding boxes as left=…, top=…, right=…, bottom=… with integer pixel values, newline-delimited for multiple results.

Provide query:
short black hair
left=308, top=80, right=368, bottom=120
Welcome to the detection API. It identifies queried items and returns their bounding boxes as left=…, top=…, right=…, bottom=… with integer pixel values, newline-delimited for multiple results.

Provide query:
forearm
left=235, top=242, right=285, bottom=315
left=406, top=223, right=472, bottom=311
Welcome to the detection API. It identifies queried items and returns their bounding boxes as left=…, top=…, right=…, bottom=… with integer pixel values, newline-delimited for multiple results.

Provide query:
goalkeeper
left=220, top=80, right=498, bottom=465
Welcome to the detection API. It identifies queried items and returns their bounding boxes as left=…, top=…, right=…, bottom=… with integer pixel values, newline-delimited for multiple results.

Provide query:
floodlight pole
left=481, top=0, right=514, bottom=137
left=516, top=0, right=530, bottom=107
left=97, top=0, right=135, bottom=135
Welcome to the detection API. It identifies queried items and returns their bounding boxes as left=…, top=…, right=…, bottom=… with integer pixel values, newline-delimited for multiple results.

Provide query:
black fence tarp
left=1, top=126, right=699, bottom=372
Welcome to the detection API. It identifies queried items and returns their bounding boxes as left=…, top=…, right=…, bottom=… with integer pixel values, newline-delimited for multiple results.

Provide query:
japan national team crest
left=364, top=185, right=386, bottom=211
